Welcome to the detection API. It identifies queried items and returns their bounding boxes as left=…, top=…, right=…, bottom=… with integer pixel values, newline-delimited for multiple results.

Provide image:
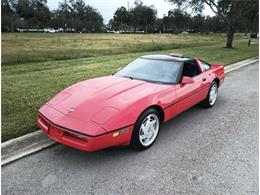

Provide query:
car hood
left=44, top=76, right=169, bottom=126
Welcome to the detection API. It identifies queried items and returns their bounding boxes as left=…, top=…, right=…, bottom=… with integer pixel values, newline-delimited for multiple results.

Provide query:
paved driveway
left=2, top=62, right=258, bottom=195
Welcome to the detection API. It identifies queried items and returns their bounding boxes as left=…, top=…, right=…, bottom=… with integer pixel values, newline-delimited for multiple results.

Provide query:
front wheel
left=131, top=108, right=160, bottom=150
left=201, top=81, right=218, bottom=108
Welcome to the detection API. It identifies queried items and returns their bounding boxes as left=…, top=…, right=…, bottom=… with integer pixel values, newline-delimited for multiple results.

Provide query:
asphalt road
left=2, top=62, right=259, bottom=195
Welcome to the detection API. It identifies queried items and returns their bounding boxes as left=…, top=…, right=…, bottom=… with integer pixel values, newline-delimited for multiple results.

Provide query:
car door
left=174, top=60, right=210, bottom=115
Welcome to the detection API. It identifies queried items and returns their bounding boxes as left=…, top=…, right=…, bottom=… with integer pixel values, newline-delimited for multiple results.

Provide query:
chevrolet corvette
left=38, top=54, right=225, bottom=151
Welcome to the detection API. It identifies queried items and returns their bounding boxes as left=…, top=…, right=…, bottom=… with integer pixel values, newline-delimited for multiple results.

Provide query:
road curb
left=224, top=57, right=258, bottom=74
left=1, top=130, right=56, bottom=166
left=1, top=57, right=258, bottom=166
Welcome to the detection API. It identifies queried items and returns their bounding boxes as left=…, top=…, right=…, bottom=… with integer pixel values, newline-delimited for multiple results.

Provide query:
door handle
left=202, top=78, right=206, bottom=82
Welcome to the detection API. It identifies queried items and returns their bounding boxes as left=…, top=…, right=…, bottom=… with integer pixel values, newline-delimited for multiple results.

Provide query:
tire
left=130, top=108, right=160, bottom=150
left=201, top=80, right=218, bottom=108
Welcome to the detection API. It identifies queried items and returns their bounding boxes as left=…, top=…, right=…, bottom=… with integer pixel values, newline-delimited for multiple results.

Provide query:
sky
left=48, top=0, right=215, bottom=24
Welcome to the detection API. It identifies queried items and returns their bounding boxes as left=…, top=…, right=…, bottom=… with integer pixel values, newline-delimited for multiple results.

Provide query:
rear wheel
left=131, top=108, right=160, bottom=150
left=201, top=81, right=218, bottom=108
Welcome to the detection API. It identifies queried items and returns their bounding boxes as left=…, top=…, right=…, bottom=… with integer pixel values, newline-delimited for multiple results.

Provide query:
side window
left=200, top=60, right=211, bottom=70
left=182, top=61, right=201, bottom=77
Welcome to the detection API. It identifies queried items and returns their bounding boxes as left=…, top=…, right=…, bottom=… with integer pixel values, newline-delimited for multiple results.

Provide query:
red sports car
left=38, top=54, right=224, bottom=151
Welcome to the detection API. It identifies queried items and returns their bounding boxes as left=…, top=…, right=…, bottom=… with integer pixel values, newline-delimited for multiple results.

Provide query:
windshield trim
left=115, top=75, right=179, bottom=85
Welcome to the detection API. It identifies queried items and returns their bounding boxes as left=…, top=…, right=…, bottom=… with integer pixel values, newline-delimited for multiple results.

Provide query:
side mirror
left=182, top=76, right=195, bottom=84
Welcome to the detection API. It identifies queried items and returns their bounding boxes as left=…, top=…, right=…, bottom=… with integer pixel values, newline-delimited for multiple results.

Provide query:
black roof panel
left=140, top=54, right=193, bottom=62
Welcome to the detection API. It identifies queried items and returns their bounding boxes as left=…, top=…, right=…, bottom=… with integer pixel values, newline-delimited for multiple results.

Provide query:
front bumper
left=37, top=114, right=134, bottom=151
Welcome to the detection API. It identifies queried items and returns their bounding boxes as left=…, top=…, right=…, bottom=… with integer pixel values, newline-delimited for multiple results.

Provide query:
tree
left=54, top=0, right=104, bottom=32
left=56, top=0, right=70, bottom=31
left=204, top=15, right=226, bottom=33
left=238, top=0, right=258, bottom=33
left=168, top=9, right=191, bottom=33
left=107, top=19, right=115, bottom=31
left=83, top=5, right=104, bottom=32
left=161, top=9, right=191, bottom=33
left=190, top=14, right=205, bottom=33
left=113, top=6, right=131, bottom=31
left=154, top=18, right=164, bottom=33
left=68, top=0, right=87, bottom=32
left=16, top=0, right=51, bottom=29
left=31, top=0, right=51, bottom=29
left=167, top=0, right=259, bottom=48
left=16, top=0, right=32, bottom=20
left=2, top=0, right=19, bottom=32
left=110, top=1, right=158, bottom=33
left=130, top=1, right=157, bottom=33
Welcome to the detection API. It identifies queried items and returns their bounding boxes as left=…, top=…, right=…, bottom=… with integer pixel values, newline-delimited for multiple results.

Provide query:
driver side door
left=174, top=60, right=210, bottom=115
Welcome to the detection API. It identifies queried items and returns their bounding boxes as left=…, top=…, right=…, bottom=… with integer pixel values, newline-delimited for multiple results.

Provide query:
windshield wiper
left=123, top=76, right=134, bottom=80
left=146, top=80, right=163, bottom=84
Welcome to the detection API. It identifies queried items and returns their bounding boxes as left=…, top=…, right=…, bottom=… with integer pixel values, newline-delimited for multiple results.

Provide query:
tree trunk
left=226, top=19, right=235, bottom=48
left=226, top=0, right=237, bottom=48
left=11, top=23, right=14, bottom=32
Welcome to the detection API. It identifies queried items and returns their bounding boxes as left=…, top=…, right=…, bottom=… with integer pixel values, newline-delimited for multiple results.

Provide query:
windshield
left=115, top=58, right=182, bottom=84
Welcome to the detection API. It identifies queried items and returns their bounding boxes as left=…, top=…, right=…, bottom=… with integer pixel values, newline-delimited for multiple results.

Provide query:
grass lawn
left=2, top=33, right=258, bottom=141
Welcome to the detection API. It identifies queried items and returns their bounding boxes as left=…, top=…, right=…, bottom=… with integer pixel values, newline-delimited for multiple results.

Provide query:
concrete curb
left=1, top=131, right=56, bottom=166
left=224, top=57, right=259, bottom=74
left=1, top=57, right=258, bottom=166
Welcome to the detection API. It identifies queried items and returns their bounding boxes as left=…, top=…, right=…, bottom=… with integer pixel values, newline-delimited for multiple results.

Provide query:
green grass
left=2, top=33, right=225, bottom=65
left=2, top=33, right=258, bottom=141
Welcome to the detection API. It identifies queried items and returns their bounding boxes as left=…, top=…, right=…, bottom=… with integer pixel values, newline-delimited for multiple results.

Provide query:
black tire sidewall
left=203, top=81, right=218, bottom=108
left=130, top=108, right=160, bottom=150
